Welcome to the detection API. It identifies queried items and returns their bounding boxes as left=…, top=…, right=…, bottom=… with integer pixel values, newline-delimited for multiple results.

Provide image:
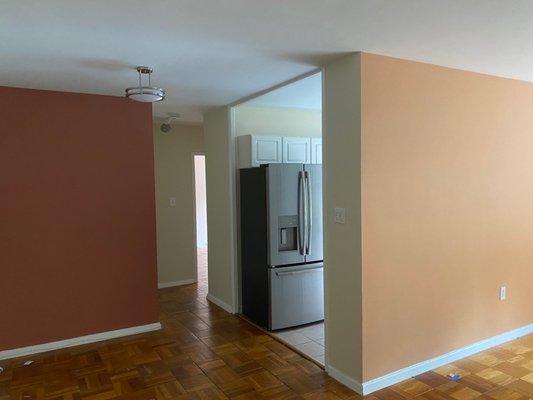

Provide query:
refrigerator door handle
left=275, top=269, right=317, bottom=277
left=305, top=171, right=312, bottom=255
left=297, top=171, right=305, bottom=255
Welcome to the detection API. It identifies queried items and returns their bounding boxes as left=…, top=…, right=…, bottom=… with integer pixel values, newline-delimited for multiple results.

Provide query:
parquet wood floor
left=0, top=254, right=531, bottom=399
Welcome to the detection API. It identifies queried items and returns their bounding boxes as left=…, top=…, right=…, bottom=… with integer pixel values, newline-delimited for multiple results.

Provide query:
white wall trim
left=0, top=322, right=162, bottom=361
left=158, top=279, right=196, bottom=289
left=326, top=364, right=364, bottom=395
left=207, top=293, right=234, bottom=314
left=326, top=323, right=533, bottom=395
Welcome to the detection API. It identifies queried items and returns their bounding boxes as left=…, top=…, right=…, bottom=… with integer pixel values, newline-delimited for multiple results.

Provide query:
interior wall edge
left=206, top=293, right=235, bottom=314
left=204, top=106, right=237, bottom=311
left=322, top=52, right=363, bottom=381
left=325, top=364, right=364, bottom=395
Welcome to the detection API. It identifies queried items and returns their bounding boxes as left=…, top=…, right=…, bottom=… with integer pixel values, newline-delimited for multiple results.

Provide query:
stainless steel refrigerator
left=240, top=163, right=324, bottom=330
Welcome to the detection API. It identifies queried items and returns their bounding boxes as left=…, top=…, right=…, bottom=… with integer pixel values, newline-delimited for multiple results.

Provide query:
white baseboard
left=326, top=323, right=533, bottom=395
left=0, top=322, right=162, bottom=361
left=326, top=364, right=364, bottom=395
left=206, top=293, right=234, bottom=314
left=158, top=279, right=196, bottom=289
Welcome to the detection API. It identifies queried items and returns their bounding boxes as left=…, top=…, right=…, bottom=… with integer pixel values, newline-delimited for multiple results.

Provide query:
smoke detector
left=160, top=113, right=182, bottom=133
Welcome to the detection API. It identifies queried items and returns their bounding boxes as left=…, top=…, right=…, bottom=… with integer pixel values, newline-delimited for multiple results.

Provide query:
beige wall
left=234, top=105, right=322, bottom=137
left=361, top=53, right=533, bottom=380
left=204, top=107, right=237, bottom=311
left=153, top=123, right=204, bottom=286
left=323, top=54, right=363, bottom=382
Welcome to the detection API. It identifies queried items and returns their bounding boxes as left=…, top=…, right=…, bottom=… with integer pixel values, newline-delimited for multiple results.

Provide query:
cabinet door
left=311, top=138, right=322, bottom=164
left=282, top=137, right=311, bottom=164
left=252, top=136, right=282, bottom=166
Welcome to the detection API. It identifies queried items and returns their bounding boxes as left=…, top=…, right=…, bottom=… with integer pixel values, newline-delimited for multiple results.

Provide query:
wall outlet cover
left=334, top=207, right=346, bottom=224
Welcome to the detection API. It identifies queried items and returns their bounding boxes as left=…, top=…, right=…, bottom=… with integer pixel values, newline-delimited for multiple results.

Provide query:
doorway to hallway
left=193, top=154, right=208, bottom=286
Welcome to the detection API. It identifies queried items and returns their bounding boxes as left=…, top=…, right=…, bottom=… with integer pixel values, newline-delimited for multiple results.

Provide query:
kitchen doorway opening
left=193, top=153, right=208, bottom=286
left=232, top=71, right=325, bottom=365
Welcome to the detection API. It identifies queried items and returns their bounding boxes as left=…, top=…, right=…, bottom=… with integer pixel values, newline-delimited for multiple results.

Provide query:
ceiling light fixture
left=125, top=66, right=165, bottom=102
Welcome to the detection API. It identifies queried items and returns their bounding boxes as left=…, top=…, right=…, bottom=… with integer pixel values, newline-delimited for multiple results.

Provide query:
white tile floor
left=272, top=321, right=325, bottom=365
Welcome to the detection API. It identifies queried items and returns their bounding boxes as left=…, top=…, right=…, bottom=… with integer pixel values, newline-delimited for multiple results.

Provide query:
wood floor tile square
left=302, top=390, right=344, bottom=399
left=470, top=354, right=503, bottom=368
left=459, top=373, right=499, bottom=394
left=452, top=359, right=489, bottom=374
left=483, top=387, right=528, bottom=400
left=519, top=359, right=533, bottom=371
left=153, top=380, right=187, bottom=399
left=520, top=371, right=533, bottom=384
left=179, top=373, right=214, bottom=392
left=415, top=371, right=454, bottom=388
left=391, top=377, right=432, bottom=397
left=476, top=369, right=517, bottom=386
left=246, top=371, right=284, bottom=391
left=434, top=364, right=471, bottom=378
left=503, top=378, right=533, bottom=396
left=278, top=370, right=325, bottom=395
left=258, top=384, right=303, bottom=399
left=448, top=387, right=481, bottom=400
left=416, top=390, right=456, bottom=400
left=494, top=363, right=531, bottom=379
left=371, top=387, right=407, bottom=400
left=205, top=366, right=242, bottom=386
left=217, top=377, right=255, bottom=398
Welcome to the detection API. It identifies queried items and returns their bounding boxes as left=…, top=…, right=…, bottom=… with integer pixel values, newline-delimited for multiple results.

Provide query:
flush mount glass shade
left=125, top=86, right=165, bottom=102
left=125, top=66, right=165, bottom=102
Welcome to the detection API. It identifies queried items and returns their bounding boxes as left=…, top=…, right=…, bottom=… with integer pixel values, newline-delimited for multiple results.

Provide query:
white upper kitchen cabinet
left=311, top=138, right=322, bottom=164
left=282, top=137, right=311, bottom=164
left=237, top=135, right=282, bottom=168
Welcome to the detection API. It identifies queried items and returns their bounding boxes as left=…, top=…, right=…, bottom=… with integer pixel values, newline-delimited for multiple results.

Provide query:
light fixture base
left=136, top=66, right=153, bottom=74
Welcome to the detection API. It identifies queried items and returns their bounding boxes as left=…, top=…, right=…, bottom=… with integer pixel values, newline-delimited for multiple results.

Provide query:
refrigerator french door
left=240, top=163, right=324, bottom=330
left=267, top=163, right=323, bottom=267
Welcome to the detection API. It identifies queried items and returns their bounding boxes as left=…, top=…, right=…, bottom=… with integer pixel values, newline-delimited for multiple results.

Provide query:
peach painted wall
left=0, top=86, right=159, bottom=351
left=360, top=53, right=533, bottom=380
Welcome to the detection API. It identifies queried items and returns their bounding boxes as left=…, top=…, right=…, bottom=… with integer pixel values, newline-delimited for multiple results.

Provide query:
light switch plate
left=499, top=286, right=506, bottom=301
left=334, top=207, right=346, bottom=224
left=169, top=197, right=176, bottom=207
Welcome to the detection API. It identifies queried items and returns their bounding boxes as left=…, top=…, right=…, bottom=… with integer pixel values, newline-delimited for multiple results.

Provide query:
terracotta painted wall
left=0, top=86, right=159, bottom=351
left=361, top=53, right=533, bottom=380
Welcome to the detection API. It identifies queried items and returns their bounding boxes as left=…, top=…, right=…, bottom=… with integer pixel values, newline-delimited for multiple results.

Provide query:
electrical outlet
left=334, top=207, right=346, bottom=224
left=499, top=286, right=506, bottom=301
left=169, top=197, right=176, bottom=207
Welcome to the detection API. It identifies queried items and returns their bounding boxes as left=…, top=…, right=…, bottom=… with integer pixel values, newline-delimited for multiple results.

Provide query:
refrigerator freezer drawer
left=269, top=264, right=324, bottom=330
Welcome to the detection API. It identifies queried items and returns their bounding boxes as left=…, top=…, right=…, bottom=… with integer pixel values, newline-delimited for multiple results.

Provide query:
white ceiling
left=244, top=73, right=322, bottom=110
left=2, top=1, right=533, bottom=123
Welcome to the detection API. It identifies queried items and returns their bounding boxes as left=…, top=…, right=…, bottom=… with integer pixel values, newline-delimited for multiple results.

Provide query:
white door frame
left=191, top=152, right=206, bottom=284
left=228, top=68, right=323, bottom=314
